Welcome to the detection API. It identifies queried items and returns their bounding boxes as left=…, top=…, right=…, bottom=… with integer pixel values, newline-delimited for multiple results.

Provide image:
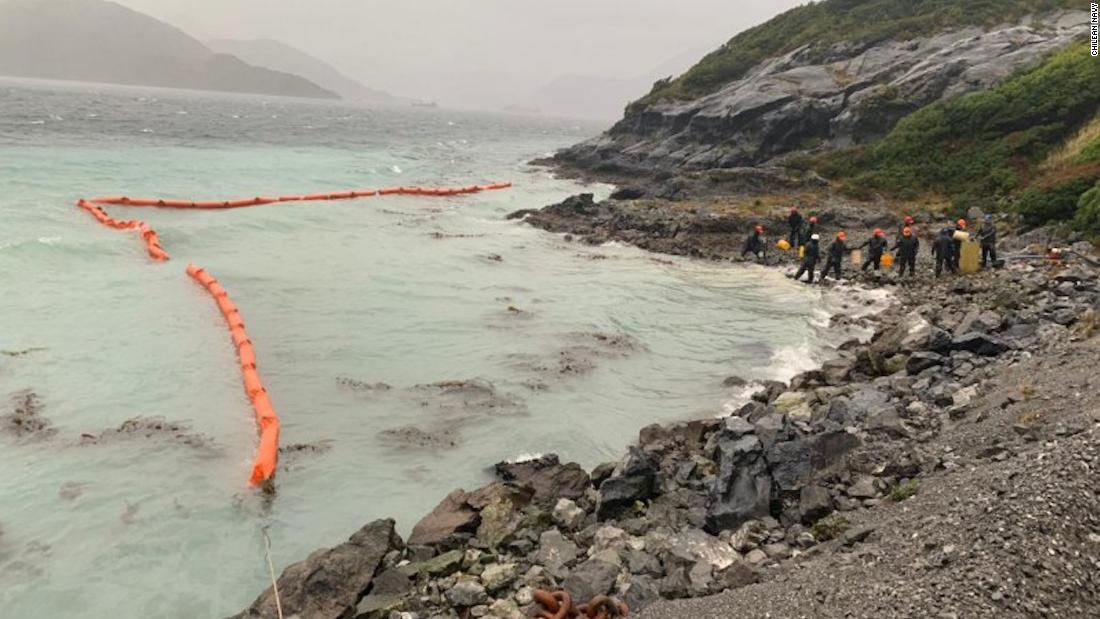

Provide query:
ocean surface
left=0, top=78, right=849, bottom=618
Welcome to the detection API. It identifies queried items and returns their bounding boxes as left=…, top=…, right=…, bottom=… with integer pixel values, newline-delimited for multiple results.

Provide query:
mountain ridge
left=0, top=0, right=338, bottom=100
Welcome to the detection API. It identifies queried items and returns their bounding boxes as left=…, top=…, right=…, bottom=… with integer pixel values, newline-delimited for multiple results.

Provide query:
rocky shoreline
left=229, top=195, right=1100, bottom=619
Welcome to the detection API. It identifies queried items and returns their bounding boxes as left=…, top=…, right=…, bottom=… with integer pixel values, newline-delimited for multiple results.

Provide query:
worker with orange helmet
left=787, top=207, right=804, bottom=249
left=897, top=215, right=916, bottom=244
left=742, top=223, right=767, bottom=261
left=858, top=228, right=889, bottom=271
left=800, top=215, right=819, bottom=246
left=893, top=226, right=920, bottom=276
left=821, top=231, right=850, bottom=281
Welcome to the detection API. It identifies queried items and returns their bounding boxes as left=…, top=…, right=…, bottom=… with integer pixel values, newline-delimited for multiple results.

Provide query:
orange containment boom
left=75, top=181, right=511, bottom=486
left=186, top=264, right=280, bottom=486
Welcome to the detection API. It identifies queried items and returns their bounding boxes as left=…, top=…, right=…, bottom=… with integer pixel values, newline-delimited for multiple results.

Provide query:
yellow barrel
left=959, top=240, right=980, bottom=274
left=776, top=239, right=791, bottom=251
left=881, top=253, right=894, bottom=268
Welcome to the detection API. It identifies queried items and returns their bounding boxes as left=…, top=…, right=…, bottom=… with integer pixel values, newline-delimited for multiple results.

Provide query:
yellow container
left=959, top=240, right=980, bottom=274
left=799, top=246, right=806, bottom=258
left=776, top=239, right=791, bottom=251
left=881, top=253, right=894, bottom=268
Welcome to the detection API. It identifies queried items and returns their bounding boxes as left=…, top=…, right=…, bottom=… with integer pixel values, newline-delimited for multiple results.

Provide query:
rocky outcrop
left=230, top=519, right=402, bottom=619
left=555, top=11, right=1086, bottom=178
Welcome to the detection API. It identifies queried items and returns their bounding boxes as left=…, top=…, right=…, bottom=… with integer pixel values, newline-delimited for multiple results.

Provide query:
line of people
left=744, top=207, right=999, bottom=284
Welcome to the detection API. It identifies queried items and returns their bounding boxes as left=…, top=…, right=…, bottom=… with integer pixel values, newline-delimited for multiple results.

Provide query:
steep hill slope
left=555, top=2, right=1086, bottom=178
left=0, top=0, right=338, bottom=100
left=206, top=38, right=395, bottom=102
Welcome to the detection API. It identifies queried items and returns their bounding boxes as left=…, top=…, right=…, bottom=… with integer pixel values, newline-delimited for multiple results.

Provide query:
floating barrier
left=187, top=264, right=280, bottom=486
left=75, top=182, right=512, bottom=487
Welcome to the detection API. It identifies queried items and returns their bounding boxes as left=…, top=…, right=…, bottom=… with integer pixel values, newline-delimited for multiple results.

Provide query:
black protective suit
left=821, top=238, right=849, bottom=281
left=894, top=235, right=920, bottom=277
left=788, top=211, right=804, bottom=248
left=859, top=236, right=888, bottom=271
left=932, top=229, right=957, bottom=277
left=794, top=239, right=820, bottom=283
left=742, top=231, right=766, bottom=260
left=799, top=222, right=817, bottom=246
left=979, top=222, right=997, bottom=268
left=951, top=224, right=965, bottom=270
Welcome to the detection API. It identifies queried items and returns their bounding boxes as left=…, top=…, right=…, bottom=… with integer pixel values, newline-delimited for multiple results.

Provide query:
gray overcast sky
left=116, top=0, right=808, bottom=110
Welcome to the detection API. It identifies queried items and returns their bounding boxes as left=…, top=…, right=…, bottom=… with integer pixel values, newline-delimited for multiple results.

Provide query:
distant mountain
left=206, top=38, right=397, bottom=103
left=0, top=0, right=338, bottom=99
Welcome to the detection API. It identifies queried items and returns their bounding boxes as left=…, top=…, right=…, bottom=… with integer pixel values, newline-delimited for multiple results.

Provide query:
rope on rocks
left=261, top=526, right=284, bottom=619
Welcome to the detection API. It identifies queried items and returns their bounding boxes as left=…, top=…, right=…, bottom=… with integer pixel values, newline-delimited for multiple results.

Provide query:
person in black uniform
left=858, top=228, right=889, bottom=271
left=821, top=231, right=850, bottom=281
left=787, top=207, right=804, bottom=250
left=897, top=215, right=915, bottom=244
left=952, top=219, right=968, bottom=271
left=978, top=214, right=997, bottom=268
left=793, top=233, right=820, bottom=283
left=894, top=226, right=919, bottom=277
left=800, top=216, right=818, bottom=247
left=741, top=224, right=766, bottom=261
left=933, top=227, right=957, bottom=277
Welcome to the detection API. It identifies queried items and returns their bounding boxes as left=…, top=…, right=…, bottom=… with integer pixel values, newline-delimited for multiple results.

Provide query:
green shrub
left=1074, top=180, right=1100, bottom=232
left=810, top=515, right=851, bottom=542
left=888, top=480, right=920, bottom=502
left=1015, top=176, right=1097, bottom=225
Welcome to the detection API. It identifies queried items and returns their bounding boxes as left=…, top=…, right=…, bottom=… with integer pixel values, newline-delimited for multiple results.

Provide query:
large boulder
left=906, top=351, right=945, bottom=375
left=705, top=433, right=771, bottom=533
left=493, top=454, right=590, bottom=504
left=408, top=483, right=531, bottom=546
left=951, top=332, right=1010, bottom=357
left=597, top=448, right=658, bottom=519
left=563, top=558, right=621, bottom=603
left=232, top=519, right=402, bottom=619
left=766, top=431, right=861, bottom=493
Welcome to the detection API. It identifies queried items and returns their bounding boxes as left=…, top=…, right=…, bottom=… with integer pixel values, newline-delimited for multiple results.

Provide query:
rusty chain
left=534, top=590, right=629, bottom=619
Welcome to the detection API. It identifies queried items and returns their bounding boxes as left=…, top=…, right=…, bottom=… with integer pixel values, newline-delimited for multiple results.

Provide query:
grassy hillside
left=635, top=0, right=1076, bottom=110
left=813, top=42, right=1100, bottom=230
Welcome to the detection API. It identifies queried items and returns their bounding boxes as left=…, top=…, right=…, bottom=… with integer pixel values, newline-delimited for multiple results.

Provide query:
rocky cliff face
left=557, top=11, right=1087, bottom=177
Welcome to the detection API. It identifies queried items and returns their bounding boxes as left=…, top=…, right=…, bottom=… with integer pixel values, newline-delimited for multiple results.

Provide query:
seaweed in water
left=2, top=390, right=55, bottom=439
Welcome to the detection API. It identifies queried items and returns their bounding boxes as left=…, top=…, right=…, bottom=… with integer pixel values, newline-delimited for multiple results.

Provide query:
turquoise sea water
left=0, top=78, right=843, bottom=618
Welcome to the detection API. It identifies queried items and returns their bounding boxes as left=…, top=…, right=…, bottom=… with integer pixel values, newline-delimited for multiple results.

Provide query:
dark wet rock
left=706, top=433, right=770, bottom=533
left=278, top=440, right=335, bottom=470
left=722, top=376, right=748, bottom=387
left=0, top=347, right=47, bottom=357
left=590, top=462, right=617, bottom=487
left=2, top=390, right=54, bottom=439
left=767, top=431, right=861, bottom=493
left=58, top=482, right=89, bottom=501
left=410, top=379, right=526, bottom=415
left=610, top=186, right=647, bottom=200
left=78, top=416, right=212, bottom=449
left=370, top=568, right=412, bottom=596
left=408, top=490, right=480, bottom=546
left=798, top=484, right=834, bottom=523
left=621, top=575, right=661, bottom=612
left=232, top=519, right=401, bottom=619
left=597, top=448, right=658, bottom=519
left=563, top=558, right=620, bottom=602
left=906, top=351, right=945, bottom=375
left=951, top=333, right=1010, bottom=357
left=494, top=454, right=590, bottom=504
left=751, top=381, right=787, bottom=404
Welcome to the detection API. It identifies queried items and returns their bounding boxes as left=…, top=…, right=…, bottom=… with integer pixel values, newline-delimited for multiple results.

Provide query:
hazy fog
left=117, top=0, right=807, bottom=111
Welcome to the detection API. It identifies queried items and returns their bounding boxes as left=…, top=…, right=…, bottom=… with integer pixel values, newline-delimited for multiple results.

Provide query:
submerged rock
left=78, top=416, right=212, bottom=450
left=2, top=390, right=54, bottom=439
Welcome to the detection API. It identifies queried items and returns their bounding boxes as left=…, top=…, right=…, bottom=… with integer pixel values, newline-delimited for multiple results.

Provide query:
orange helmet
left=874, top=228, right=885, bottom=237
left=837, top=231, right=847, bottom=241
left=904, top=216, right=915, bottom=225
left=902, top=227, right=913, bottom=237
left=809, top=216, right=818, bottom=224
left=755, top=224, right=764, bottom=233
left=957, top=219, right=967, bottom=229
